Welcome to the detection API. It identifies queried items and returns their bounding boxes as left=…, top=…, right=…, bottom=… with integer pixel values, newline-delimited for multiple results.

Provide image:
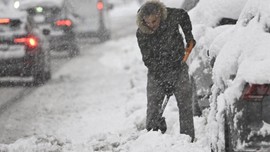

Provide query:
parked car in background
left=207, top=0, right=270, bottom=151
left=187, top=0, right=247, bottom=115
left=0, top=7, right=51, bottom=85
left=19, top=0, right=79, bottom=57
left=65, top=0, right=113, bottom=42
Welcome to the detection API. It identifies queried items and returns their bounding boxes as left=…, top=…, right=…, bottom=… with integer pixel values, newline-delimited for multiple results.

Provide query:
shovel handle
left=182, top=41, right=195, bottom=62
left=182, top=51, right=191, bottom=62
left=159, top=95, right=170, bottom=116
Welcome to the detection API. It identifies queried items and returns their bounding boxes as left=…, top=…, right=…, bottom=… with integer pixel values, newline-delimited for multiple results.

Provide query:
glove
left=182, top=40, right=195, bottom=62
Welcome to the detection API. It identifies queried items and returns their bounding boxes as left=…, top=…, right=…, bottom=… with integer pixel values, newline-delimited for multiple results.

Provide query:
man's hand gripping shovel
left=182, top=40, right=195, bottom=63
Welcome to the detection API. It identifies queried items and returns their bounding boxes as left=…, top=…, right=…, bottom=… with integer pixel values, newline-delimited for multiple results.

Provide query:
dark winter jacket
left=136, top=1, right=195, bottom=83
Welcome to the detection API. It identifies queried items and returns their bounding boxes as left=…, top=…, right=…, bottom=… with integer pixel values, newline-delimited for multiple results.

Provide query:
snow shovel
left=156, top=94, right=171, bottom=134
left=182, top=41, right=195, bottom=62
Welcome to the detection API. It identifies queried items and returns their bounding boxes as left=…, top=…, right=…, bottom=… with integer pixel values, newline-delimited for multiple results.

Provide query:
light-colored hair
left=136, top=0, right=167, bottom=34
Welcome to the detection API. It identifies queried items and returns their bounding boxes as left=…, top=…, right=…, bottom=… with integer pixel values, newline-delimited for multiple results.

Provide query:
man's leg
left=174, top=64, right=195, bottom=141
left=146, top=74, right=165, bottom=131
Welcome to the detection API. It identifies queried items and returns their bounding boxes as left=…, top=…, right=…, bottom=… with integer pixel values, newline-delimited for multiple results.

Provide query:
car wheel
left=68, top=44, right=80, bottom=57
left=98, top=29, right=111, bottom=42
left=224, top=110, right=234, bottom=152
left=33, top=52, right=51, bottom=86
left=33, top=71, right=51, bottom=86
left=225, top=101, right=249, bottom=152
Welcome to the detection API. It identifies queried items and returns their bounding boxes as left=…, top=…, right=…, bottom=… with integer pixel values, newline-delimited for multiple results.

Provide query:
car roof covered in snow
left=189, top=0, right=248, bottom=27
left=0, top=5, right=27, bottom=20
left=19, top=0, right=64, bottom=10
left=212, top=0, right=270, bottom=85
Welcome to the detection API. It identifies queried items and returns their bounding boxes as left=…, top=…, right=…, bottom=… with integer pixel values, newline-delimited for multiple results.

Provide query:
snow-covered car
left=188, top=0, right=247, bottom=114
left=19, top=0, right=80, bottom=57
left=65, top=0, right=113, bottom=42
left=208, top=0, right=270, bottom=151
left=0, top=8, right=51, bottom=85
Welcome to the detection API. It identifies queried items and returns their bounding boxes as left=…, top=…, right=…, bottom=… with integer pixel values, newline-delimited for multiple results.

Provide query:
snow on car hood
left=0, top=6, right=27, bottom=19
left=19, top=0, right=64, bottom=10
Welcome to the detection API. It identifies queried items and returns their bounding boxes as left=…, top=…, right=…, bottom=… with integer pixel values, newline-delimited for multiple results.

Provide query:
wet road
left=0, top=2, right=138, bottom=144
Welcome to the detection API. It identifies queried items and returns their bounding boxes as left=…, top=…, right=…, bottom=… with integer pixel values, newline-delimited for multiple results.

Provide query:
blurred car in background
left=65, top=0, right=113, bottom=42
left=0, top=7, right=51, bottom=85
left=18, top=0, right=79, bottom=57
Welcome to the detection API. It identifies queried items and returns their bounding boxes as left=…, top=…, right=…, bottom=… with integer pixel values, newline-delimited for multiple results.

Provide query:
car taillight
left=14, top=35, right=38, bottom=50
left=55, top=19, right=72, bottom=27
left=97, top=1, right=104, bottom=10
left=240, top=84, right=270, bottom=102
left=27, top=37, right=38, bottom=48
left=0, top=18, right=10, bottom=24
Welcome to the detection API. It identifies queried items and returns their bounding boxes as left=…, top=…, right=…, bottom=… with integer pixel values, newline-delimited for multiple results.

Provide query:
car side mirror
left=42, top=29, right=50, bottom=36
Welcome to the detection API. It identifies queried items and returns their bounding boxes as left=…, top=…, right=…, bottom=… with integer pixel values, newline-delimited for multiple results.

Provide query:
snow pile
left=0, top=135, right=72, bottom=152
left=87, top=116, right=210, bottom=152
left=126, top=132, right=195, bottom=152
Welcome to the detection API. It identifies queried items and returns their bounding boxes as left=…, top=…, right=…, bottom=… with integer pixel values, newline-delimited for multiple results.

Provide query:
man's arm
left=174, top=9, right=196, bottom=61
left=175, top=9, right=196, bottom=47
left=136, top=30, right=158, bottom=70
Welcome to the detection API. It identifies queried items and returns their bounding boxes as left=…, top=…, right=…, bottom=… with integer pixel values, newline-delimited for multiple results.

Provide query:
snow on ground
left=0, top=0, right=211, bottom=152
left=0, top=34, right=210, bottom=152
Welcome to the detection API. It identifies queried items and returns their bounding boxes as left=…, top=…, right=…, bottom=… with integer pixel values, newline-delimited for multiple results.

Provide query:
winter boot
left=157, top=117, right=167, bottom=134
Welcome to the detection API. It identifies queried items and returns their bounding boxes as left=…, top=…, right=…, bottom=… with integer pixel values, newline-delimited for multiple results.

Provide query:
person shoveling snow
left=136, top=0, right=196, bottom=141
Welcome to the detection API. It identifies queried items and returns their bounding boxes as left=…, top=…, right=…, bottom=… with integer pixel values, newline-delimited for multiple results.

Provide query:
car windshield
left=0, top=19, right=23, bottom=33
left=27, top=6, right=62, bottom=24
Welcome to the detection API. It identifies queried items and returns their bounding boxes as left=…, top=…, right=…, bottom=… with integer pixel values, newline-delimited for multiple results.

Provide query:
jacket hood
left=136, top=0, right=167, bottom=34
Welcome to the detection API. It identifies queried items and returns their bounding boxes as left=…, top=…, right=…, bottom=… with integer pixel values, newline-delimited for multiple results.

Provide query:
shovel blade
left=157, top=117, right=167, bottom=134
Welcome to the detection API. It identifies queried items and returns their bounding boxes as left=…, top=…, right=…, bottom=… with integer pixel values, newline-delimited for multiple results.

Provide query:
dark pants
left=146, top=64, right=194, bottom=140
